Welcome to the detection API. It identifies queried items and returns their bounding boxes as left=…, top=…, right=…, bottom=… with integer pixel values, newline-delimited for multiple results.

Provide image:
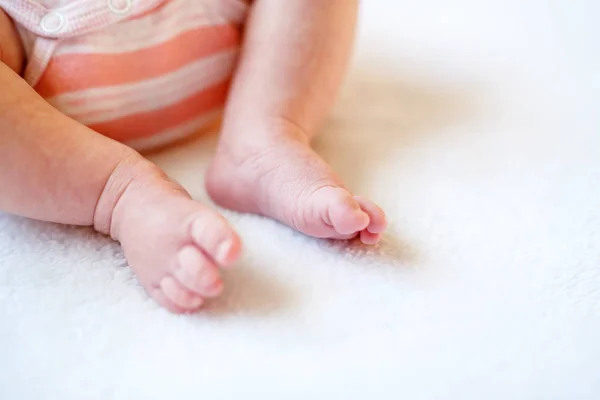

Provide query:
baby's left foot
left=206, top=130, right=387, bottom=244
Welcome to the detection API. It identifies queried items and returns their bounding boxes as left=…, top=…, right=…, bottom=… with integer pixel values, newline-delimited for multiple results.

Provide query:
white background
left=1, top=0, right=599, bottom=398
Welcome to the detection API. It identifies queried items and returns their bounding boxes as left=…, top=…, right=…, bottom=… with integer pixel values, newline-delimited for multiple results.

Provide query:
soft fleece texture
left=1, top=0, right=599, bottom=399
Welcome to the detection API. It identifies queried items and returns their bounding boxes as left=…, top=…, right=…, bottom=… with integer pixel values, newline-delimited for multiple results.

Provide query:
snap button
left=107, top=0, right=133, bottom=14
left=40, top=11, right=65, bottom=34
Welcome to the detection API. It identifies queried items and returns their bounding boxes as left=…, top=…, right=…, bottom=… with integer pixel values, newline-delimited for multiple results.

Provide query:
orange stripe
left=88, top=80, right=230, bottom=142
left=35, top=24, right=241, bottom=98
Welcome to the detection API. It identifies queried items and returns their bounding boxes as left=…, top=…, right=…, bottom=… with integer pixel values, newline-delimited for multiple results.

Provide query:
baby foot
left=96, top=158, right=241, bottom=313
left=206, top=132, right=387, bottom=244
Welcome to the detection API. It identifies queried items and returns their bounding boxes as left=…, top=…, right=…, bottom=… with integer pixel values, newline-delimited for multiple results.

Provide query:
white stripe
left=55, top=0, right=229, bottom=55
left=48, top=50, right=236, bottom=125
left=126, top=110, right=221, bottom=151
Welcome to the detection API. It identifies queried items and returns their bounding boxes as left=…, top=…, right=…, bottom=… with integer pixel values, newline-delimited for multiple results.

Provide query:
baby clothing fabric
left=0, top=0, right=248, bottom=150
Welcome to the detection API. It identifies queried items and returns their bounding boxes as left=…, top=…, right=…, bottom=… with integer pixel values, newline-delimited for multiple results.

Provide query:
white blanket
left=1, top=0, right=599, bottom=398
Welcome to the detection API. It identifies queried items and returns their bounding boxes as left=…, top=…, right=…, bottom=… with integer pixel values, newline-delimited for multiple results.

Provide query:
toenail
left=215, top=240, right=232, bottom=264
left=189, top=296, right=204, bottom=308
left=190, top=218, right=204, bottom=242
left=203, top=278, right=223, bottom=295
left=199, top=269, right=221, bottom=290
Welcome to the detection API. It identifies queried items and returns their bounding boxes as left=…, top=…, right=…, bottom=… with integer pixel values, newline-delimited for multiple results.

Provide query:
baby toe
left=360, top=230, right=383, bottom=245
left=172, top=245, right=223, bottom=298
left=328, top=232, right=360, bottom=241
left=159, top=276, right=204, bottom=311
left=327, top=190, right=370, bottom=235
left=189, top=212, right=241, bottom=266
left=354, top=196, right=387, bottom=234
left=149, top=287, right=190, bottom=314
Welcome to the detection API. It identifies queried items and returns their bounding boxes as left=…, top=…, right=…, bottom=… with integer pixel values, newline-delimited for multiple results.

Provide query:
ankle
left=93, top=153, right=164, bottom=239
left=220, top=115, right=312, bottom=149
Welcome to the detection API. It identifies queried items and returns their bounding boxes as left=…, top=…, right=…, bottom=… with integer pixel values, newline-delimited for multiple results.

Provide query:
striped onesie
left=0, top=0, right=249, bottom=150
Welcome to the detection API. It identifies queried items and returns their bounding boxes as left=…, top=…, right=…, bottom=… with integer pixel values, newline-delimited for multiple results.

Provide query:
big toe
left=324, top=188, right=370, bottom=235
left=355, top=196, right=387, bottom=234
left=188, top=212, right=242, bottom=267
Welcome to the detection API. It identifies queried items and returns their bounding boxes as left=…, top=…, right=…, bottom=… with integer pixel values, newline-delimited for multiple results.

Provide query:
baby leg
left=0, top=13, right=240, bottom=313
left=207, top=0, right=387, bottom=243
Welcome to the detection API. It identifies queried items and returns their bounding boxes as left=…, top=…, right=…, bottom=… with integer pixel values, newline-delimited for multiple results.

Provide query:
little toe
left=328, top=232, right=360, bottom=241
left=354, top=196, right=387, bottom=234
left=189, top=213, right=241, bottom=266
left=172, top=245, right=223, bottom=298
left=327, top=190, right=370, bottom=235
left=149, top=287, right=191, bottom=314
left=360, top=230, right=383, bottom=245
left=159, top=276, right=204, bottom=311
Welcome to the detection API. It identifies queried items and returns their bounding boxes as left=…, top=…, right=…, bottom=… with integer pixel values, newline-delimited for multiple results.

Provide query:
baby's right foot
left=207, top=132, right=387, bottom=244
left=95, top=157, right=241, bottom=313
